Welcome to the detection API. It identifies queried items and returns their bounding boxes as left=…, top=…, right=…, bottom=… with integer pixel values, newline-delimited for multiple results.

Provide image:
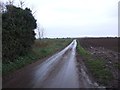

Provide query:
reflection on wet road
left=3, top=40, right=98, bottom=88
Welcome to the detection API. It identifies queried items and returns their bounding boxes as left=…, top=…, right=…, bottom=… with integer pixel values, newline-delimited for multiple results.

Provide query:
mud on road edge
left=76, top=52, right=106, bottom=88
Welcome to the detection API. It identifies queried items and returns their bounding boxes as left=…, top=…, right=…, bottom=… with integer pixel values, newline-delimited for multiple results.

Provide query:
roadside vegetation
left=2, top=1, right=37, bottom=76
left=77, top=40, right=113, bottom=86
left=3, top=38, right=72, bottom=76
left=2, top=1, right=72, bottom=76
left=2, top=4, right=37, bottom=63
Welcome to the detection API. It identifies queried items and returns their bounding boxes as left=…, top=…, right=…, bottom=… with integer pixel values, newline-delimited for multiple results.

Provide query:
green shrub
left=2, top=5, right=37, bottom=63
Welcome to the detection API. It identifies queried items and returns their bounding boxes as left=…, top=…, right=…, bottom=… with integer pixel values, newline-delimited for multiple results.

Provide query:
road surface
left=3, top=40, right=99, bottom=88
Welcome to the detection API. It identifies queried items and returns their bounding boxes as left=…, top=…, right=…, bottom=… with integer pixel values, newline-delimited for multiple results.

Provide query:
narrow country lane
left=3, top=40, right=97, bottom=88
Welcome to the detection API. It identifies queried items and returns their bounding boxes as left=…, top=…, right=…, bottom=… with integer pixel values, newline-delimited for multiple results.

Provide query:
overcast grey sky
left=3, top=0, right=119, bottom=38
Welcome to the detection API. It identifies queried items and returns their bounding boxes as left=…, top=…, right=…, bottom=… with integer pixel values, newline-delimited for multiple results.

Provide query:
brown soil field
left=77, top=37, right=120, bottom=88
left=78, top=37, right=119, bottom=52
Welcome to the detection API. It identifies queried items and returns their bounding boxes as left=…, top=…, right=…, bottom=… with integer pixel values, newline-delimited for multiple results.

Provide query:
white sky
left=3, top=0, right=119, bottom=38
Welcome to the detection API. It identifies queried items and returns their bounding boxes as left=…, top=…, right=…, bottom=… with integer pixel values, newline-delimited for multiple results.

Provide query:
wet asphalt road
left=3, top=40, right=99, bottom=88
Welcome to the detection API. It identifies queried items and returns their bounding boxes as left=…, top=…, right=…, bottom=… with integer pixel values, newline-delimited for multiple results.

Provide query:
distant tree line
left=2, top=2, right=37, bottom=63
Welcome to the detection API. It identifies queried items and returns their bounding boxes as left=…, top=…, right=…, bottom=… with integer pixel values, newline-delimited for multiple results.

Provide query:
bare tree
left=8, top=0, right=14, bottom=5
left=0, top=1, right=5, bottom=13
left=37, top=25, right=41, bottom=39
left=19, top=0, right=25, bottom=8
left=0, top=0, right=15, bottom=13
left=40, top=27, right=44, bottom=39
left=37, top=24, right=44, bottom=39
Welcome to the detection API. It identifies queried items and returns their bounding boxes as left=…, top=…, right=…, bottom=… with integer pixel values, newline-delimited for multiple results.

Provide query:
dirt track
left=3, top=40, right=98, bottom=88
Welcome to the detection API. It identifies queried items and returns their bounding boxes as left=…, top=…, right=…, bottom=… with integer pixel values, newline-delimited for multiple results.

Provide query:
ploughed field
left=78, top=37, right=119, bottom=52
left=77, top=37, right=119, bottom=88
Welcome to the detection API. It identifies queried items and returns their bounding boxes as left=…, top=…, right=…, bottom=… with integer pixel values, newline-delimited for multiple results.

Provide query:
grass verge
left=3, top=38, right=72, bottom=76
left=76, top=40, right=113, bottom=86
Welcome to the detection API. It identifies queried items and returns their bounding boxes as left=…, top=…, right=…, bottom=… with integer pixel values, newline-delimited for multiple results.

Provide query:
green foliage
left=32, top=39, right=72, bottom=58
left=85, top=59, right=113, bottom=85
left=77, top=40, right=113, bottom=86
left=114, top=62, right=120, bottom=70
left=77, top=40, right=90, bottom=57
left=3, top=38, right=72, bottom=75
left=2, top=5, right=37, bottom=63
left=2, top=52, right=38, bottom=75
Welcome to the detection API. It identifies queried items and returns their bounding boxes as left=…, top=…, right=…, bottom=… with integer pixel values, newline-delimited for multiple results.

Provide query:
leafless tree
left=40, top=27, right=44, bottom=39
left=0, top=1, right=5, bottom=13
left=37, top=24, right=44, bottom=39
left=0, top=1, right=9, bottom=13
left=8, top=0, right=14, bottom=5
left=0, top=0, right=15, bottom=13
left=19, top=0, right=25, bottom=8
left=37, top=25, right=41, bottom=39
